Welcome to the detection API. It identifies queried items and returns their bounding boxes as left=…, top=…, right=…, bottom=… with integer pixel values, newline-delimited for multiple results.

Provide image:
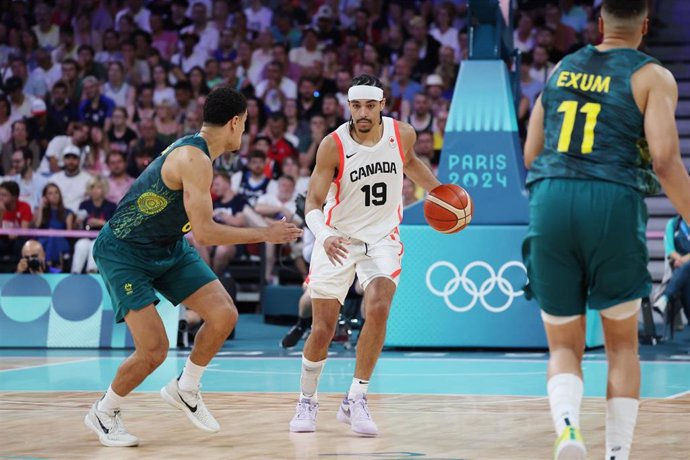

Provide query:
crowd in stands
left=0, top=0, right=614, bottom=284
left=0, top=0, right=467, bottom=279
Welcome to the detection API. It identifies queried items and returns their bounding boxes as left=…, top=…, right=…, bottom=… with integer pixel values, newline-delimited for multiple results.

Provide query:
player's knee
left=310, top=320, right=337, bottom=344
left=364, top=298, right=391, bottom=323
left=210, top=302, right=238, bottom=334
left=142, top=343, right=168, bottom=370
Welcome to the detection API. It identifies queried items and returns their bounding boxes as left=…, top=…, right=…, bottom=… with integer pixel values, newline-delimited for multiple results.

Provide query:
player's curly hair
left=602, top=0, right=647, bottom=19
left=203, top=87, right=247, bottom=127
left=350, top=74, right=384, bottom=90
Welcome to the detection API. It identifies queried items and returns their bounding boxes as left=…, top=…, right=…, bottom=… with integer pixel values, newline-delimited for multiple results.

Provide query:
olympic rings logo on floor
left=425, top=261, right=526, bottom=313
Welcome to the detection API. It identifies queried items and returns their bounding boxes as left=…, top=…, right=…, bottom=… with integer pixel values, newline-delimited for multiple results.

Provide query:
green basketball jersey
left=108, top=133, right=210, bottom=246
left=526, top=45, right=661, bottom=195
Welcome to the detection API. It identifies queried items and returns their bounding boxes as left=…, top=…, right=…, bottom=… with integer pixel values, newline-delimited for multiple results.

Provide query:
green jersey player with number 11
left=523, top=1, right=690, bottom=459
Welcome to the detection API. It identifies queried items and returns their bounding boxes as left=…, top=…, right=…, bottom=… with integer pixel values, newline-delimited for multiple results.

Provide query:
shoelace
left=110, top=410, right=129, bottom=435
left=352, top=398, right=371, bottom=420
left=296, top=401, right=316, bottom=419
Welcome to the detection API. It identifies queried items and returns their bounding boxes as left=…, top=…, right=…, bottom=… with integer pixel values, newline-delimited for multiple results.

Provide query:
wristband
left=305, top=209, right=338, bottom=244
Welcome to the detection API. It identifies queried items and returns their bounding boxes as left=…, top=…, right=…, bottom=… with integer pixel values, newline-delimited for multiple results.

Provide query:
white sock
left=348, top=377, right=369, bottom=400
left=178, top=357, right=206, bottom=392
left=98, top=385, right=125, bottom=413
left=547, top=373, right=583, bottom=435
left=606, top=397, right=639, bottom=460
left=300, top=356, right=325, bottom=402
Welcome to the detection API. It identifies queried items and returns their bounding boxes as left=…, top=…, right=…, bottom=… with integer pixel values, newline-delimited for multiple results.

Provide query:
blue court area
left=1, top=315, right=689, bottom=399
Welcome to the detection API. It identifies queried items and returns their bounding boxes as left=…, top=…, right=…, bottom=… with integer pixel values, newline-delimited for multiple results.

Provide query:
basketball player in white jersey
left=289, top=75, right=441, bottom=435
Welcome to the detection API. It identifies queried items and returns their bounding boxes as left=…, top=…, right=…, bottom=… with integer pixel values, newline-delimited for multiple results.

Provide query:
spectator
left=95, top=29, right=122, bottom=64
left=544, top=4, right=577, bottom=56
left=0, top=180, right=32, bottom=259
left=433, top=109, right=448, bottom=153
left=279, top=155, right=309, bottom=197
left=289, top=28, right=323, bottom=72
left=409, top=15, right=442, bottom=74
left=415, top=130, right=437, bottom=166
left=1, top=120, right=40, bottom=176
left=284, top=98, right=307, bottom=141
left=535, top=27, right=564, bottom=63
left=424, top=74, right=449, bottom=115
left=313, top=4, right=341, bottom=49
left=652, top=214, right=690, bottom=330
left=149, top=12, right=177, bottom=60
left=120, top=40, right=151, bottom=87
left=403, top=176, right=419, bottom=207
left=264, top=113, right=298, bottom=177
left=188, top=66, right=210, bottom=99
left=74, top=12, right=102, bottom=52
left=404, top=93, right=435, bottom=133
left=165, top=0, right=192, bottom=31
left=321, top=94, right=345, bottom=133
left=255, top=61, right=297, bottom=113
left=32, top=3, right=60, bottom=49
left=34, top=48, right=60, bottom=93
left=248, top=29, right=274, bottom=86
left=204, top=171, right=249, bottom=275
left=182, top=108, right=202, bottom=135
left=205, top=59, right=223, bottom=89
left=27, top=98, right=55, bottom=156
left=50, top=147, right=91, bottom=210
left=298, top=115, right=326, bottom=174
left=52, top=25, right=78, bottom=64
left=107, top=108, right=137, bottom=157
left=59, top=58, right=83, bottom=104
left=171, top=31, right=207, bottom=77
left=559, top=0, right=588, bottom=33
left=134, top=118, right=166, bottom=155
left=243, top=96, right=268, bottom=148
left=115, top=0, right=151, bottom=33
left=154, top=100, right=181, bottom=145
left=0, top=96, right=11, bottom=145
left=181, top=2, right=219, bottom=58
left=16, top=239, right=47, bottom=274
left=520, top=53, right=544, bottom=109
left=132, top=84, right=156, bottom=123
left=334, top=69, right=353, bottom=120
left=46, top=81, right=78, bottom=137
left=10, top=55, right=47, bottom=99
left=40, top=121, right=90, bottom=174
left=296, top=77, right=322, bottom=120
left=244, top=0, right=273, bottom=34
left=8, top=148, right=48, bottom=211
left=127, top=146, right=156, bottom=179
left=430, top=3, right=460, bottom=58
left=71, top=176, right=116, bottom=274
left=380, top=24, right=405, bottom=65
left=34, top=183, right=74, bottom=272
left=271, top=14, right=302, bottom=50
left=105, top=151, right=134, bottom=204
left=5, top=76, right=35, bottom=123
left=391, top=58, right=423, bottom=104
left=514, top=12, right=536, bottom=53
left=79, top=76, right=115, bottom=129
left=530, top=45, right=555, bottom=85
left=210, top=1, right=233, bottom=32
left=253, top=175, right=301, bottom=282
left=234, top=40, right=253, bottom=82
left=152, top=65, right=175, bottom=107
left=231, top=150, right=274, bottom=207
left=214, top=28, right=237, bottom=63
left=84, top=125, right=110, bottom=176
left=103, top=62, right=134, bottom=112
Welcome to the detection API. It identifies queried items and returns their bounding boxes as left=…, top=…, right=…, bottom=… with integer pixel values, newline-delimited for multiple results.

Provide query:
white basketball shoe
left=84, top=401, right=139, bottom=447
left=160, top=378, right=220, bottom=433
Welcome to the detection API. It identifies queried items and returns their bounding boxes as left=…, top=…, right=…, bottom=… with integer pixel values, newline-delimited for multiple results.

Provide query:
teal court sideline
left=2, top=315, right=689, bottom=399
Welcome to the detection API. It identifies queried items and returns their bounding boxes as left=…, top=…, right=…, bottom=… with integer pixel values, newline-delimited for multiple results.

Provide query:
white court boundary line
left=0, top=357, right=100, bottom=373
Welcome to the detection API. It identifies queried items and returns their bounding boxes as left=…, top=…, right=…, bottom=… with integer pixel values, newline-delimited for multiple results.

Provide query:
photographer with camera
left=16, top=239, right=46, bottom=274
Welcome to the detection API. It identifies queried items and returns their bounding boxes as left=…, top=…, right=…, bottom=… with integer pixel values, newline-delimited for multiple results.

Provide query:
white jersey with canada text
left=323, top=116, right=405, bottom=244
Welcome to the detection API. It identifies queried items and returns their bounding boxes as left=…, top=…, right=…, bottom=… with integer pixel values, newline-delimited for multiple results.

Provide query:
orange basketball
left=424, top=184, right=473, bottom=233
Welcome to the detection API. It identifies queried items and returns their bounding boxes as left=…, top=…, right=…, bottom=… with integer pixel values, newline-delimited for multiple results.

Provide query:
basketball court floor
left=1, top=315, right=689, bottom=459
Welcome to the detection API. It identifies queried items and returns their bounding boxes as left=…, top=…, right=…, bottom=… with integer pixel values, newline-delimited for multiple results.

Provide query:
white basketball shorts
left=306, top=231, right=404, bottom=304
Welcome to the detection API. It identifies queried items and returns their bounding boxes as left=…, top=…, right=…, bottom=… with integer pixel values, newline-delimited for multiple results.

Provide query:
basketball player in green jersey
left=84, top=87, right=302, bottom=447
left=523, top=1, right=690, bottom=459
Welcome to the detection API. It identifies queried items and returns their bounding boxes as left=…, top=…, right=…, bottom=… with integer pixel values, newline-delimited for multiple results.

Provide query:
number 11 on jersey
left=557, top=100, right=601, bottom=154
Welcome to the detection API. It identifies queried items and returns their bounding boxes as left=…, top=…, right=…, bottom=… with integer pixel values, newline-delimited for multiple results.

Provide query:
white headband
left=348, top=85, right=384, bottom=101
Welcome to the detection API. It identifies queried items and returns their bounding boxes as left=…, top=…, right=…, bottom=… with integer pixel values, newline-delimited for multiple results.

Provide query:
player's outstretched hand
left=324, top=236, right=349, bottom=266
left=265, top=217, right=303, bottom=244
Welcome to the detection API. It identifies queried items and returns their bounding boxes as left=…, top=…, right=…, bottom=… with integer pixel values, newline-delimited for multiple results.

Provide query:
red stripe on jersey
left=326, top=132, right=346, bottom=226
left=393, top=120, right=405, bottom=163
left=396, top=204, right=402, bottom=223
left=390, top=268, right=402, bottom=279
